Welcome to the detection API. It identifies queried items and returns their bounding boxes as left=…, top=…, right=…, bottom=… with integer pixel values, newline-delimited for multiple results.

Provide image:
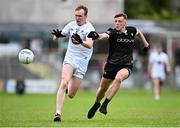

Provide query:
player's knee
left=61, top=78, right=69, bottom=87
left=115, top=77, right=122, bottom=84
left=59, top=80, right=68, bottom=92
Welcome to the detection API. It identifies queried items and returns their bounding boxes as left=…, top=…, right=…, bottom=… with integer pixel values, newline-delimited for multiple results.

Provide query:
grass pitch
left=0, top=88, right=180, bottom=127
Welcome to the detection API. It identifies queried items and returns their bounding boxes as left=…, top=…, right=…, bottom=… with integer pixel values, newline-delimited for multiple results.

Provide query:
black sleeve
left=126, top=26, right=137, bottom=37
left=105, top=28, right=115, bottom=36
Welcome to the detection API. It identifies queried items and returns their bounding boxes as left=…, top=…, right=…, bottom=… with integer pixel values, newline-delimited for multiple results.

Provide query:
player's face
left=114, top=16, right=126, bottom=31
left=75, top=9, right=87, bottom=26
left=157, top=47, right=162, bottom=53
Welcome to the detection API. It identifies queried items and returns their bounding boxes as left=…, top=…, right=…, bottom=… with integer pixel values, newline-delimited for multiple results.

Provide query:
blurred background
left=0, top=0, right=180, bottom=94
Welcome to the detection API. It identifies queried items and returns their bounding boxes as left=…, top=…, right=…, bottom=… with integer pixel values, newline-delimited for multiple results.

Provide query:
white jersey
left=62, top=21, right=95, bottom=61
left=149, top=50, right=169, bottom=80
left=61, top=21, right=95, bottom=79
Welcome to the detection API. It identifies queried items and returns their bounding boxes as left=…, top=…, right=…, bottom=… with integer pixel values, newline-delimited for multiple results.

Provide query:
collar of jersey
left=116, top=30, right=127, bottom=34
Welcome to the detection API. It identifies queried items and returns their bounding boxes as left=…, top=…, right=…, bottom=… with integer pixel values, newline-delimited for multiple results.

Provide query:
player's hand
left=87, top=31, right=99, bottom=40
left=165, top=66, right=171, bottom=75
left=143, top=45, right=150, bottom=52
left=71, top=33, right=83, bottom=45
left=147, top=72, right=152, bottom=80
left=51, top=29, right=66, bottom=38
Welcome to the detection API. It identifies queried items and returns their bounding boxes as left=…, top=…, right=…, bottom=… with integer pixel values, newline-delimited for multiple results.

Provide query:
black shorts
left=103, top=63, right=133, bottom=80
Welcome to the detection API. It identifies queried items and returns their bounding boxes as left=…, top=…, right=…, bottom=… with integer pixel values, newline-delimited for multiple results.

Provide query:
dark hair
left=75, top=5, right=88, bottom=16
left=114, top=13, right=127, bottom=19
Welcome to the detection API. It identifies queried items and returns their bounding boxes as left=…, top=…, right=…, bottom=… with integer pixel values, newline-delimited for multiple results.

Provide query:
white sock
left=56, top=109, right=61, bottom=115
left=155, top=95, right=160, bottom=100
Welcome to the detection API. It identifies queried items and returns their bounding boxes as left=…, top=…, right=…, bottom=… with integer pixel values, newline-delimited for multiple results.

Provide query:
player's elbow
left=86, top=44, right=93, bottom=49
left=83, top=41, right=93, bottom=49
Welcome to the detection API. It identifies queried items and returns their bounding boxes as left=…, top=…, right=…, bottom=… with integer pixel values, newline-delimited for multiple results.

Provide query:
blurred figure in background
left=22, top=38, right=31, bottom=49
left=87, top=13, right=149, bottom=119
left=30, top=36, right=43, bottom=55
left=148, top=44, right=171, bottom=100
left=15, top=78, right=26, bottom=95
left=51, top=5, right=95, bottom=122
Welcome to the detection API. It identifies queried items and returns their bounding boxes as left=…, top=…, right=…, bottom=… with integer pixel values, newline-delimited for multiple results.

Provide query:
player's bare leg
left=96, top=78, right=113, bottom=102
left=67, top=76, right=81, bottom=98
left=54, top=64, right=73, bottom=122
left=99, top=69, right=128, bottom=115
left=153, top=79, right=160, bottom=100
left=87, top=78, right=112, bottom=119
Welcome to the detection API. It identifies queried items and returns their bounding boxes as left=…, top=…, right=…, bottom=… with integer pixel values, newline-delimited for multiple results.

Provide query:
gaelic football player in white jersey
left=51, top=5, right=95, bottom=122
left=148, top=44, right=171, bottom=100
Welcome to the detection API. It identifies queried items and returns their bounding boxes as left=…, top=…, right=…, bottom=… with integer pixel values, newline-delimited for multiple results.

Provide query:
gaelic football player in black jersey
left=87, top=13, right=150, bottom=119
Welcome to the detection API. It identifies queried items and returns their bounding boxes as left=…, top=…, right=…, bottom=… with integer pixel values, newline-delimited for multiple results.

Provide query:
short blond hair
left=75, top=5, right=88, bottom=16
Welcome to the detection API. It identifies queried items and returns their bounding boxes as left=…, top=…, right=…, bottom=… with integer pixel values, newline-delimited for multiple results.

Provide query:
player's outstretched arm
left=99, top=33, right=109, bottom=40
left=136, top=30, right=150, bottom=51
left=51, top=29, right=66, bottom=41
left=87, top=31, right=109, bottom=41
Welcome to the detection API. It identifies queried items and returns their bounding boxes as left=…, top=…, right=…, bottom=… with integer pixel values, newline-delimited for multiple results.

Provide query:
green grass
left=0, top=89, right=180, bottom=127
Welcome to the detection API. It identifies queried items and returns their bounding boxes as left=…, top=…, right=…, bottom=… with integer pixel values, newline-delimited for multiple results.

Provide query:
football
left=18, top=49, right=34, bottom=64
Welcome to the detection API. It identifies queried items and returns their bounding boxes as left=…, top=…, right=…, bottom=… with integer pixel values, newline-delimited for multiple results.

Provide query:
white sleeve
left=86, top=24, right=95, bottom=38
left=62, top=22, right=72, bottom=36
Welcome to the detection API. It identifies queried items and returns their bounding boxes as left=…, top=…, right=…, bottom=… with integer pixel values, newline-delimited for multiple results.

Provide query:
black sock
left=101, top=98, right=110, bottom=108
left=94, top=102, right=100, bottom=106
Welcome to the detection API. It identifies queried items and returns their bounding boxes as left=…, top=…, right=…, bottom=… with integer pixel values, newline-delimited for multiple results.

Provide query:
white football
left=18, top=49, right=34, bottom=64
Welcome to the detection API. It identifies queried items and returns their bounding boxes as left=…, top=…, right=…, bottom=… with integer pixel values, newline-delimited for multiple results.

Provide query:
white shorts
left=151, top=71, right=165, bottom=81
left=63, top=56, right=90, bottom=79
